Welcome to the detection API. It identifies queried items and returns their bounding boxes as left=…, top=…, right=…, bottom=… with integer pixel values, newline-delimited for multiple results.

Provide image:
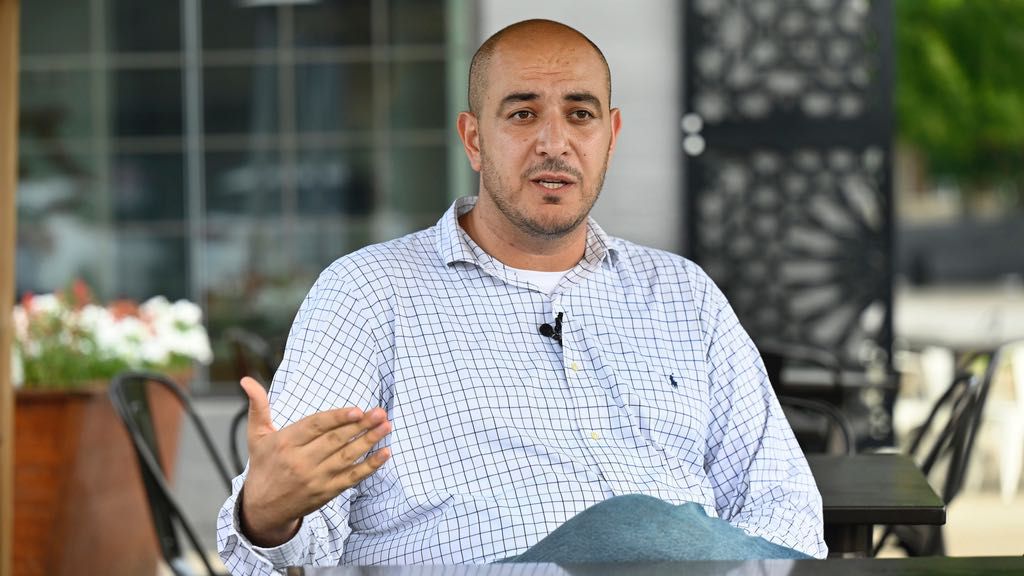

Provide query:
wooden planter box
left=14, top=376, right=188, bottom=576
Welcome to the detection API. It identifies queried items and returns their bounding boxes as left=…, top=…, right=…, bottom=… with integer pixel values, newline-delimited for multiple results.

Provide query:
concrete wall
left=477, top=2, right=684, bottom=252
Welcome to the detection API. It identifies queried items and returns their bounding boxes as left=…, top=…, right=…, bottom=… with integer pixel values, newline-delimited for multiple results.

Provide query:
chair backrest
left=108, top=371, right=233, bottom=576
left=911, top=349, right=1001, bottom=504
left=763, top=342, right=855, bottom=454
left=225, top=327, right=278, bottom=385
left=873, top=347, right=1002, bottom=556
left=778, top=395, right=856, bottom=455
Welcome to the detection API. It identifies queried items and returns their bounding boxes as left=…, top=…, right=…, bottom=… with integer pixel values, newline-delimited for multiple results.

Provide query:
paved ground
left=875, top=491, right=1024, bottom=557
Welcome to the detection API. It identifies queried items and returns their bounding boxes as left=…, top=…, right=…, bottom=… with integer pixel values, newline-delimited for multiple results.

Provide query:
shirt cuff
left=232, top=490, right=311, bottom=570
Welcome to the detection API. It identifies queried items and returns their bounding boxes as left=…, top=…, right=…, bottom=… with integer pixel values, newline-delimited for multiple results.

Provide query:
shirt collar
left=436, top=196, right=619, bottom=273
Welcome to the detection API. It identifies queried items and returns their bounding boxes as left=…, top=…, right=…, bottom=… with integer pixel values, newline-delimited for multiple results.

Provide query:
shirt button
left=569, top=361, right=580, bottom=372
left=590, top=431, right=600, bottom=441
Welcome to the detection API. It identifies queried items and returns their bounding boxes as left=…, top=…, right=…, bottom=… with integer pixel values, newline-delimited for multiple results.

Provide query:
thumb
left=240, top=376, right=277, bottom=440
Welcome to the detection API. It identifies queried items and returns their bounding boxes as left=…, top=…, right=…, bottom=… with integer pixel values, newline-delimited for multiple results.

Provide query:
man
left=217, top=19, right=826, bottom=572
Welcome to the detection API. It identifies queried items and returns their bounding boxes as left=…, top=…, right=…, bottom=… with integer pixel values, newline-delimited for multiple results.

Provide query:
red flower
left=109, top=299, right=140, bottom=320
left=20, top=292, right=34, bottom=313
left=71, top=279, right=93, bottom=310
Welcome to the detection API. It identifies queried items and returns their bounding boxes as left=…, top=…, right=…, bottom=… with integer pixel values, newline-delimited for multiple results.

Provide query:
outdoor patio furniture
left=109, top=371, right=232, bottom=576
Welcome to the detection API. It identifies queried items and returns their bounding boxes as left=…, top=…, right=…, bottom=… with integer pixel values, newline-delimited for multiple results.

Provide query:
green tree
left=896, top=0, right=1024, bottom=204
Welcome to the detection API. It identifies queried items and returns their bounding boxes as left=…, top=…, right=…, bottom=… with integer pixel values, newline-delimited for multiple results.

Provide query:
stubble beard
left=478, top=148, right=609, bottom=240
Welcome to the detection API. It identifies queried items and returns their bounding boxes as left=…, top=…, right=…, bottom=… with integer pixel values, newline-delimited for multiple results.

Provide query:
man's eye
left=571, top=110, right=594, bottom=120
left=511, top=111, right=533, bottom=120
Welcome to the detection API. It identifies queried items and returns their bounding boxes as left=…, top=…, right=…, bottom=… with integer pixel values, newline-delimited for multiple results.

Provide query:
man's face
left=460, top=33, right=621, bottom=239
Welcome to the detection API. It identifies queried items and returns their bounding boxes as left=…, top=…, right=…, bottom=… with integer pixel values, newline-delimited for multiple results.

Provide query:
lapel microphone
left=539, top=312, right=563, bottom=346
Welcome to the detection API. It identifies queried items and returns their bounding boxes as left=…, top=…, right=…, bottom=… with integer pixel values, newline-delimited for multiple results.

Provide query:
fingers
left=329, top=447, right=392, bottom=493
left=241, top=377, right=276, bottom=441
left=326, top=417, right=392, bottom=472
left=287, top=405, right=370, bottom=446
left=303, top=408, right=390, bottom=463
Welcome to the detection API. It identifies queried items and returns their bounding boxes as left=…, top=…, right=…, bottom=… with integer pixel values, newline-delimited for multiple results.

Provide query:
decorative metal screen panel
left=694, top=146, right=890, bottom=364
left=684, top=0, right=894, bottom=375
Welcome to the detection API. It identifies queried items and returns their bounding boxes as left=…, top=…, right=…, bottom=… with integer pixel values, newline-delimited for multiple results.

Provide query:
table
left=288, top=556, right=1024, bottom=576
left=807, top=454, right=945, bottom=556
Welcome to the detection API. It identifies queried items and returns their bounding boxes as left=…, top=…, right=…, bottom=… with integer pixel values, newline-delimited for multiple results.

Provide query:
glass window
left=112, top=152, right=186, bottom=222
left=17, top=148, right=100, bottom=221
left=292, top=217, right=375, bottom=272
left=115, top=230, right=189, bottom=300
left=17, top=0, right=465, bottom=393
left=206, top=150, right=284, bottom=218
left=390, top=0, right=446, bottom=44
left=20, top=0, right=90, bottom=55
left=203, top=65, right=279, bottom=135
left=296, top=147, right=376, bottom=216
left=107, top=0, right=182, bottom=53
left=295, top=63, right=375, bottom=133
left=15, top=149, right=107, bottom=297
left=390, top=61, right=447, bottom=130
left=19, top=70, right=94, bottom=144
left=293, top=0, right=373, bottom=48
left=203, top=1, right=278, bottom=51
left=110, top=68, right=184, bottom=137
left=390, top=144, right=447, bottom=217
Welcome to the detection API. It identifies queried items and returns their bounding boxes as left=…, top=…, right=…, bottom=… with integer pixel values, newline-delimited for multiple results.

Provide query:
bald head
left=468, top=19, right=611, bottom=115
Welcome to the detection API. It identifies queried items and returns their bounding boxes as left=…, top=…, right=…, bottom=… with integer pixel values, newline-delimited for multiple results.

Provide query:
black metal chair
left=224, top=327, right=279, bottom=474
left=761, top=341, right=845, bottom=401
left=872, top=347, right=1002, bottom=556
left=109, top=371, right=233, bottom=576
left=762, top=342, right=856, bottom=455
left=778, top=395, right=857, bottom=456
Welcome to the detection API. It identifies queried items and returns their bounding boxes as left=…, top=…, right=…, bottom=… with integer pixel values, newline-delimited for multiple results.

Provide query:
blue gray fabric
left=500, top=495, right=812, bottom=563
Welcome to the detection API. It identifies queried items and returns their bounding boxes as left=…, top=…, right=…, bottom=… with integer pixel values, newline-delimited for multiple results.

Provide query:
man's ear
left=457, top=111, right=482, bottom=172
left=607, top=107, right=622, bottom=162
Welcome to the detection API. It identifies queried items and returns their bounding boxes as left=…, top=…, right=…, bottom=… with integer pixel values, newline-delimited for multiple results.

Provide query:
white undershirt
left=507, top=266, right=570, bottom=296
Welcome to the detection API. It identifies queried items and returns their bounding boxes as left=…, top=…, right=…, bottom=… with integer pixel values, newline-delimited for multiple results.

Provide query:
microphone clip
left=539, top=312, right=563, bottom=346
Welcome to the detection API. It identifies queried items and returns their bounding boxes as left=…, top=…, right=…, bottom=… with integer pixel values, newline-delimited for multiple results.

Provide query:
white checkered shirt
left=217, top=196, right=827, bottom=572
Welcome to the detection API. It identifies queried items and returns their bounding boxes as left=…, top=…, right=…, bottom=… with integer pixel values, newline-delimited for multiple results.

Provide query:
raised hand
left=238, top=376, right=392, bottom=547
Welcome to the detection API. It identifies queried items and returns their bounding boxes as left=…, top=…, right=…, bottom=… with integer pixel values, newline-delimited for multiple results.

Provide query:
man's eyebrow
left=565, top=92, right=602, bottom=107
left=500, top=92, right=539, bottom=107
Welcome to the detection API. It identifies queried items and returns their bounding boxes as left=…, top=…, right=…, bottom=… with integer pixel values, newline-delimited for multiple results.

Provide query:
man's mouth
left=537, top=179, right=568, bottom=190
left=531, top=173, right=576, bottom=190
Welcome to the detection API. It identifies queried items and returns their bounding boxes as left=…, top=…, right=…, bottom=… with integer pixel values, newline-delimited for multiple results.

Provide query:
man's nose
left=534, top=117, right=570, bottom=157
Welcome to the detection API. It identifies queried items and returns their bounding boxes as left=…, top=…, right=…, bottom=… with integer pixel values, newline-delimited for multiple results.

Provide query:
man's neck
left=458, top=201, right=586, bottom=272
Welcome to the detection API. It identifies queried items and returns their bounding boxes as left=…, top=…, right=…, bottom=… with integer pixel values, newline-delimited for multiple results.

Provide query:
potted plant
left=11, top=280, right=213, bottom=576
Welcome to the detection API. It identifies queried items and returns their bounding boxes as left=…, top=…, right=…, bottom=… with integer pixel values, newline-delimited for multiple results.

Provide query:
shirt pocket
left=601, top=348, right=710, bottom=467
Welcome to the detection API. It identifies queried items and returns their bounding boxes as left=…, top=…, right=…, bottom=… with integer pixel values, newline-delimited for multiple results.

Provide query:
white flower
left=12, top=285, right=215, bottom=388
left=143, top=297, right=212, bottom=365
left=76, top=304, right=115, bottom=349
left=30, top=294, right=65, bottom=316
left=140, top=335, right=171, bottom=366
left=170, top=299, right=203, bottom=327
left=12, top=306, right=28, bottom=341
left=178, top=326, right=213, bottom=365
left=111, top=315, right=152, bottom=365
left=141, top=296, right=172, bottom=323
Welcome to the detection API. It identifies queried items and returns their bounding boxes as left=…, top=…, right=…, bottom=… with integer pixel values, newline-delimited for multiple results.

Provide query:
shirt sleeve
left=698, top=273, right=829, bottom=559
left=216, top=269, right=388, bottom=572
